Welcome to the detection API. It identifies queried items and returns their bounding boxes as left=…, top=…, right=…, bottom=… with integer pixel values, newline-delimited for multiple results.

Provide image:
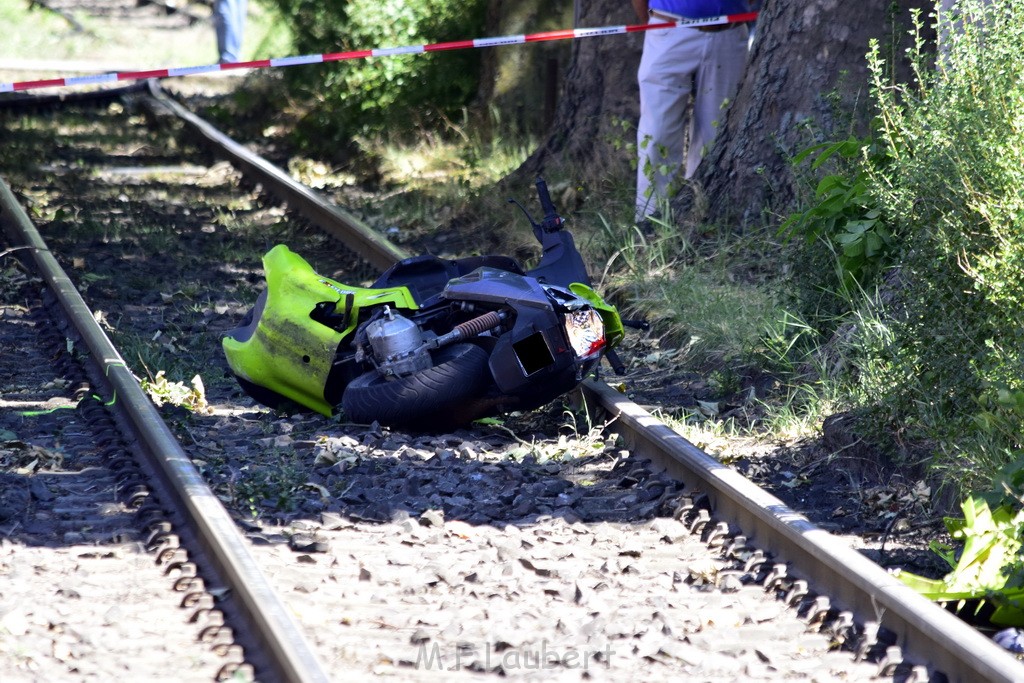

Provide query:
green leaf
left=864, top=232, right=883, bottom=257
left=815, top=175, right=844, bottom=196
left=791, top=141, right=833, bottom=165
left=845, top=220, right=876, bottom=235
left=901, top=496, right=1024, bottom=625
left=836, top=231, right=861, bottom=246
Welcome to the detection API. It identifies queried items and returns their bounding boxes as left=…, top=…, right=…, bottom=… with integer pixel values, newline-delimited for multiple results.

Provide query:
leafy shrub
left=268, top=0, right=487, bottom=150
left=861, top=0, right=1024, bottom=482
left=782, top=0, right=1024, bottom=491
left=898, top=493, right=1024, bottom=626
left=779, top=135, right=894, bottom=294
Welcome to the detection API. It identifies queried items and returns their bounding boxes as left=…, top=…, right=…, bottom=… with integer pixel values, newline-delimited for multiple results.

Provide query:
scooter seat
left=373, top=254, right=524, bottom=304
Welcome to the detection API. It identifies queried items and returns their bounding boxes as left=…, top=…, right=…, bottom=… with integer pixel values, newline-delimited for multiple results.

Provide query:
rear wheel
left=341, top=343, right=491, bottom=430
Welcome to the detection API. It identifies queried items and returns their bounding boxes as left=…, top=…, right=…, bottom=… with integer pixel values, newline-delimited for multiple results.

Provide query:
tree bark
left=475, top=0, right=576, bottom=138
left=505, top=0, right=643, bottom=197
left=692, top=0, right=933, bottom=228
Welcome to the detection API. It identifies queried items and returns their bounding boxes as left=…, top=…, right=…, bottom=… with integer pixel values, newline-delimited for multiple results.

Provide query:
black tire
left=341, top=343, right=492, bottom=429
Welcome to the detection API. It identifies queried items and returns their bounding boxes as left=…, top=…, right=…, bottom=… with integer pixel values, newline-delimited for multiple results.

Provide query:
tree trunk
left=442, top=0, right=641, bottom=259
left=693, top=0, right=933, bottom=228
left=505, top=0, right=642, bottom=200
left=475, top=0, right=576, bottom=138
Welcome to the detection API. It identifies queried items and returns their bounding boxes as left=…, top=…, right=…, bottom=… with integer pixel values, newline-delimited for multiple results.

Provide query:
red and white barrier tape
left=0, top=13, right=757, bottom=94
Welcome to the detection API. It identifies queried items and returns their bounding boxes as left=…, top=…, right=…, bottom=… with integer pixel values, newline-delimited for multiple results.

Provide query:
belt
left=649, top=9, right=741, bottom=32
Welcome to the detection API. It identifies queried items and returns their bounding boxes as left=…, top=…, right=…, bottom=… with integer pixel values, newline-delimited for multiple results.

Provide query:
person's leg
left=214, top=0, right=246, bottom=62
left=635, top=26, right=702, bottom=221
left=213, top=0, right=229, bottom=62
left=232, top=0, right=248, bottom=58
left=686, top=26, right=748, bottom=177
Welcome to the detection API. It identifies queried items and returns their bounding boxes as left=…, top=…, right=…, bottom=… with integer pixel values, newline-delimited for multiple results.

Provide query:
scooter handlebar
left=535, top=177, right=563, bottom=232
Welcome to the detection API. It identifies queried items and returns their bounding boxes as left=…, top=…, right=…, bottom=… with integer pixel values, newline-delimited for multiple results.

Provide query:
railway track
left=0, top=278, right=233, bottom=681
left=1, top=83, right=1021, bottom=682
left=0, top=132, right=329, bottom=681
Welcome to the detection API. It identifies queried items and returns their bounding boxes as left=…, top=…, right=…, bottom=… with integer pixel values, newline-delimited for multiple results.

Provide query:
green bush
left=780, top=135, right=894, bottom=295
left=783, top=0, right=1024, bottom=491
left=864, top=0, right=1024, bottom=483
left=268, top=0, right=487, bottom=149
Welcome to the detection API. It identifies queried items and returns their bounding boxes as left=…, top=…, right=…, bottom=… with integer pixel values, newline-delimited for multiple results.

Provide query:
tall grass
left=581, top=194, right=835, bottom=447
left=595, top=206, right=784, bottom=375
left=864, top=0, right=1024, bottom=490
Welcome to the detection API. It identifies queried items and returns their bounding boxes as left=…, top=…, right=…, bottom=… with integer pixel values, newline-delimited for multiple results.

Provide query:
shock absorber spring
left=431, top=309, right=507, bottom=349
left=455, top=310, right=505, bottom=337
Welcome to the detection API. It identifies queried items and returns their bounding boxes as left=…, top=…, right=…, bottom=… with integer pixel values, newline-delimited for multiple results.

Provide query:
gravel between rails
left=177, top=410, right=888, bottom=681
left=250, top=518, right=857, bottom=681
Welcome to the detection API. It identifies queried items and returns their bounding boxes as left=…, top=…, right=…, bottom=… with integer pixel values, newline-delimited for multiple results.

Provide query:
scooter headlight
left=563, top=308, right=606, bottom=360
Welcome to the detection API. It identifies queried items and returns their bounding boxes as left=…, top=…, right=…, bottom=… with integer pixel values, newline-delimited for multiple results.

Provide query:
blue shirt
left=650, top=0, right=749, bottom=18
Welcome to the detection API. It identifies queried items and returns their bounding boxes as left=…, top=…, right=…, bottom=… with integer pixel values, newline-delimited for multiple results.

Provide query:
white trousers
left=635, top=21, right=748, bottom=219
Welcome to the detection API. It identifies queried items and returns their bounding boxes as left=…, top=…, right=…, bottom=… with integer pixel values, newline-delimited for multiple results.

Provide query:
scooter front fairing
left=440, top=267, right=609, bottom=402
left=222, top=244, right=418, bottom=415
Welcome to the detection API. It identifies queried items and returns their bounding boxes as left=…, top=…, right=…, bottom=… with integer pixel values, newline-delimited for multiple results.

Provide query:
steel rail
left=142, top=79, right=407, bottom=272
left=581, top=380, right=1024, bottom=683
left=134, top=86, right=1024, bottom=682
left=0, top=177, right=331, bottom=683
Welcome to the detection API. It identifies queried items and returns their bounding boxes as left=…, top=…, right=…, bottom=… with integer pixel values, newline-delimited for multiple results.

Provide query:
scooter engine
left=364, top=308, right=433, bottom=377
